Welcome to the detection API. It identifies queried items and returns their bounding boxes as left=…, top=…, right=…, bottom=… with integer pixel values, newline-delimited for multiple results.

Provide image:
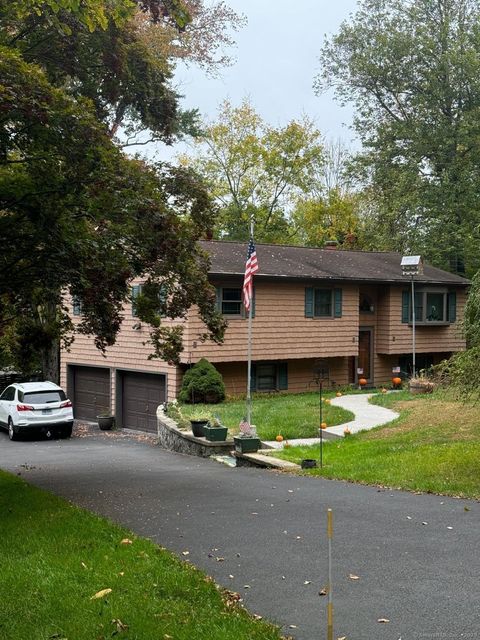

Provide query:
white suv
left=0, top=381, right=74, bottom=441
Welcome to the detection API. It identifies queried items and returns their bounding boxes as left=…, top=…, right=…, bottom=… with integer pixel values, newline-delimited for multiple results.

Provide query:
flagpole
left=246, top=219, right=254, bottom=426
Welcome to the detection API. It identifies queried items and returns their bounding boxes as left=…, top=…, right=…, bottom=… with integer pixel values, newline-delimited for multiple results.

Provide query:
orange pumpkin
left=275, top=434, right=284, bottom=442
left=320, top=422, right=327, bottom=429
left=392, top=377, right=402, bottom=386
left=358, top=378, right=367, bottom=386
left=336, top=391, right=342, bottom=397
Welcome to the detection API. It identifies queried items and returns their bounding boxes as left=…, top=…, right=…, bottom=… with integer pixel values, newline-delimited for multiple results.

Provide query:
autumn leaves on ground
left=0, top=472, right=284, bottom=640
left=276, top=391, right=480, bottom=500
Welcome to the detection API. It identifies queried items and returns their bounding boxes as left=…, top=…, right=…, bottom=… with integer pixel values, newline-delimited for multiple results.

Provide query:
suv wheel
left=8, top=418, right=20, bottom=441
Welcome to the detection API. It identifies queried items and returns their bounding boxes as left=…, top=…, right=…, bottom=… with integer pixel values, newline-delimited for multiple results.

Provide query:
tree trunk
left=41, top=339, right=60, bottom=384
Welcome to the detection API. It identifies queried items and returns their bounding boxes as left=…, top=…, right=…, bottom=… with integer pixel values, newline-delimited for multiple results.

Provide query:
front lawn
left=0, top=471, right=284, bottom=640
left=273, top=391, right=480, bottom=499
left=180, top=391, right=354, bottom=440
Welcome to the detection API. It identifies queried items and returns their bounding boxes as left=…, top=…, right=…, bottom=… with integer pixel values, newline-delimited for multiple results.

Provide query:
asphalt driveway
left=0, top=429, right=478, bottom=640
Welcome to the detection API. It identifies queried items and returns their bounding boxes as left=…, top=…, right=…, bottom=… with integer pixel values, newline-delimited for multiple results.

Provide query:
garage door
left=71, top=366, right=110, bottom=421
left=121, top=372, right=166, bottom=433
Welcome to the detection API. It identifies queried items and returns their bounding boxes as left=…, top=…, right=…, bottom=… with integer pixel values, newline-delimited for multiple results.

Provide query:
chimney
left=324, top=240, right=338, bottom=250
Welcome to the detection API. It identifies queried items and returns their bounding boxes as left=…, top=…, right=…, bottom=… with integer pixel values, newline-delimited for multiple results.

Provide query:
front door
left=358, top=328, right=373, bottom=382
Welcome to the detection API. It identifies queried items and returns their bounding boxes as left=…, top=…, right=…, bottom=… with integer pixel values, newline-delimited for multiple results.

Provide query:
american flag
left=239, top=416, right=252, bottom=436
left=242, top=238, right=258, bottom=312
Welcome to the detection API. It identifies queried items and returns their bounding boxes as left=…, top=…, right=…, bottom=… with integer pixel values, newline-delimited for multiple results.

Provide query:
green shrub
left=179, top=358, right=225, bottom=404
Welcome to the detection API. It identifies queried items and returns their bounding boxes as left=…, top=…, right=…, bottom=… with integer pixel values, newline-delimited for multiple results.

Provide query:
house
left=61, top=241, right=468, bottom=432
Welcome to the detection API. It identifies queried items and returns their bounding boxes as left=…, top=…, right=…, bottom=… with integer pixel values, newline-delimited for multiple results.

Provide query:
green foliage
left=275, top=391, right=480, bottom=499
left=433, top=268, right=480, bottom=400
left=435, top=347, right=480, bottom=402
left=179, top=358, right=225, bottom=403
left=180, top=391, right=354, bottom=440
left=292, top=188, right=363, bottom=248
left=317, top=0, right=480, bottom=276
left=0, top=0, right=228, bottom=379
left=463, top=269, right=480, bottom=347
left=180, top=98, right=325, bottom=243
left=165, top=400, right=190, bottom=428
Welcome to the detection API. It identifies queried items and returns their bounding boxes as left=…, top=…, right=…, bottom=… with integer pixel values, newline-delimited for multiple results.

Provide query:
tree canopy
left=0, top=0, right=240, bottom=379
left=317, top=0, right=480, bottom=276
left=180, top=99, right=328, bottom=243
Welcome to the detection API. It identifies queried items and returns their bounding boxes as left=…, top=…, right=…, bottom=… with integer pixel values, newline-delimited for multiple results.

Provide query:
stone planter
left=97, top=415, right=115, bottom=430
left=234, top=436, right=261, bottom=453
left=203, top=425, right=228, bottom=442
left=190, top=419, right=209, bottom=437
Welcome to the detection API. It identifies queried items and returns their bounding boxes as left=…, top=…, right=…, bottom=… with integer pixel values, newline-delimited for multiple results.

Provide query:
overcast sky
left=152, top=0, right=360, bottom=161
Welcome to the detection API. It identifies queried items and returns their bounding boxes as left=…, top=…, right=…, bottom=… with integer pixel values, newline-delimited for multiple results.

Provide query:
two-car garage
left=68, top=366, right=166, bottom=433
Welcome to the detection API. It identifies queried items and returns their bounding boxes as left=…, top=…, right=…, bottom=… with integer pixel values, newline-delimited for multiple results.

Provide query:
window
left=215, top=287, right=255, bottom=317
left=20, top=390, right=66, bottom=404
left=402, top=289, right=456, bottom=324
left=221, top=288, right=242, bottom=315
left=72, top=296, right=83, bottom=316
left=251, top=362, right=288, bottom=392
left=0, top=386, right=16, bottom=401
left=131, top=284, right=143, bottom=317
left=359, top=294, right=374, bottom=313
left=426, top=293, right=444, bottom=321
left=314, top=289, right=332, bottom=317
left=131, top=284, right=166, bottom=317
left=305, top=288, right=342, bottom=318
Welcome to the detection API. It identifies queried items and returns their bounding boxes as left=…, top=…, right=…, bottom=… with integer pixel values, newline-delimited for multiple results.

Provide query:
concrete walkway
left=264, top=392, right=399, bottom=449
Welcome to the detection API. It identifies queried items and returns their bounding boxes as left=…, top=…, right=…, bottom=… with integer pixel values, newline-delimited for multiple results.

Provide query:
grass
left=0, top=471, right=284, bottom=640
left=180, top=391, right=354, bottom=440
left=273, top=390, right=480, bottom=499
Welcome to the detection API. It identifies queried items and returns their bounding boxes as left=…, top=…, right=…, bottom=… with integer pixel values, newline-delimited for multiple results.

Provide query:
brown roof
left=199, top=241, right=469, bottom=286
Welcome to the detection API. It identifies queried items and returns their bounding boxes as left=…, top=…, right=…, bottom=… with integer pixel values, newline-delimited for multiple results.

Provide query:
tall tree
left=0, top=0, right=234, bottom=380
left=180, top=99, right=325, bottom=243
left=316, top=0, right=480, bottom=276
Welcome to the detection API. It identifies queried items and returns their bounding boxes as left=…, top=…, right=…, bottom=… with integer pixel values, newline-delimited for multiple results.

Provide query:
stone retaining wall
left=156, top=406, right=234, bottom=458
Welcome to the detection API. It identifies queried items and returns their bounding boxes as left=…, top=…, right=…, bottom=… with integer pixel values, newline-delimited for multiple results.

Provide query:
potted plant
left=97, top=409, right=115, bottom=431
left=234, top=418, right=261, bottom=453
left=188, top=409, right=212, bottom=437
left=203, top=415, right=229, bottom=442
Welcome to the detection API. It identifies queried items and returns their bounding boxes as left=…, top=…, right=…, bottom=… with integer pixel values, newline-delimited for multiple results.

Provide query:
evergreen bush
left=179, top=358, right=225, bottom=404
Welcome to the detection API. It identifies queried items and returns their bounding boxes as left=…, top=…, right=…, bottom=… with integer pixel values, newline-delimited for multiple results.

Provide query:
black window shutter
left=278, top=362, right=288, bottom=390
left=401, top=290, right=410, bottom=323
left=334, top=288, right=342, bottom=318
left=448, top=291, right=457, bottom=323
left=305, top=287, right=314, bottom=317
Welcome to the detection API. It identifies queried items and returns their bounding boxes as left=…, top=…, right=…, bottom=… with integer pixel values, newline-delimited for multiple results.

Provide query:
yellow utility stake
left=327, top=508, right=333, bottom=640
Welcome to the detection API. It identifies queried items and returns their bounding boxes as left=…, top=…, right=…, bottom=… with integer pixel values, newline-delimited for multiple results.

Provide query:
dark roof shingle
left=199, top=241, right=469, bottom=286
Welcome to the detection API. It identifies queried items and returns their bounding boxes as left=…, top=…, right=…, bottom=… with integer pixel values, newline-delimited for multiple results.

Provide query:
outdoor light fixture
left=401, top=255, right=423, bottom=377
